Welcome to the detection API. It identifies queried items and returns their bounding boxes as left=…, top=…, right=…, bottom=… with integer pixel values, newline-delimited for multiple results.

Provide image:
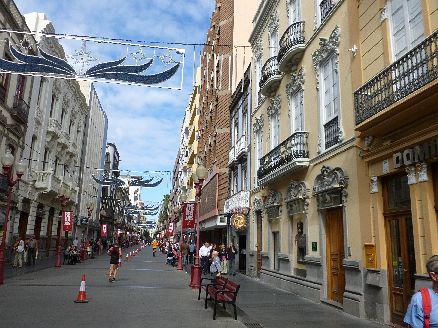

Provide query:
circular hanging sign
left=232, top=214, right=247, bottom=231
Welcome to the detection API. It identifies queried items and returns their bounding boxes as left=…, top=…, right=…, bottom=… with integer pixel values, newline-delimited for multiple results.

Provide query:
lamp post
left=177, top=187, right=187, bottom=271
left=0, top=149, right=25, bottom=285
left=55, top=186, right=71, bottom=267
left=189, top=164, right=208, bottom=289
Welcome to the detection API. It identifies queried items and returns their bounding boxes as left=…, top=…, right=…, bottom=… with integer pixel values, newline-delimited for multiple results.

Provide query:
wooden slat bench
left=198, top=275, right=228, bottom=300
left=204, top=278, right=240, bottom=320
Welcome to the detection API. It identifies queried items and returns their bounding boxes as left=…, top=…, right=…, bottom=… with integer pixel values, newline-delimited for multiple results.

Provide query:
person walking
left=151, top=239, right=158, bottom=257
left=15, top=238, right=25, bottom=268
left=404, top=255, right=438, bottom=327
left=107, top=242, right=122, bottom=282
left=219, top=244, right=228, bottom=274
left=199, top=242, right=212, bottom=274
left=188, top=241, right=195, bottom=264
left=27, top=235, right=37, bottom=266
left=227, top=243, right=237, bottom=276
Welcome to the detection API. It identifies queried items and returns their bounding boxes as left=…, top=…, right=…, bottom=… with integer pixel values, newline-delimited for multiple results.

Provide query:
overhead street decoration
left=91, top=174, right=125, bottom=187
left=129, top=176, right=163, bottom=188
left=0, top=30, right=185, bottom=89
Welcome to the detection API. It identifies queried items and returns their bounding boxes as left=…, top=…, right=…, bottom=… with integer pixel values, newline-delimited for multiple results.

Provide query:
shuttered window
left=290, top=90, right=304, bottom=133
left=390, top=0, right=424, bottom=60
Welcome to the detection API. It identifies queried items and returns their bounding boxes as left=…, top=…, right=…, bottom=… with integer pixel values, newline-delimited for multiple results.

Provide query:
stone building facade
left=197, top=0, right=259, bottom=245
left=247, top=0, right=438, bottom=326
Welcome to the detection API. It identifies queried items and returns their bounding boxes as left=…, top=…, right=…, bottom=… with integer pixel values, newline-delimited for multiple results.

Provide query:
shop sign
left=80, top=217, right=89, bottom=225
left=182, top=202, right=196, bottom=229
left=393, top=139, right=438, bottom=168
left=62, top=211, right=73, bottom=232
left=231, top=214, right=247, bottom=231
left=101, top=224, right=108, bottom=237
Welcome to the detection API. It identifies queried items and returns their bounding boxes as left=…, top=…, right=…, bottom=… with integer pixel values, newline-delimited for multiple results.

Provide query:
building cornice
left=249, top=0, right=279, bottom=45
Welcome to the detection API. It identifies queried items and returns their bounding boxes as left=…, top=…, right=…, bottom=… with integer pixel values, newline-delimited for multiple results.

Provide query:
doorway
left=256, top=211, right=262, bottom=277
left=383, top=174, right=415, bottom=325
left=18, top=212, right=28, bottom=239
left=273, top=232, right=279, bottom=271
left=238, top=234, right=246, bottom=272
left=325, top=207, right=345, bottom=304
left=45, top=208, right=54, bottom=257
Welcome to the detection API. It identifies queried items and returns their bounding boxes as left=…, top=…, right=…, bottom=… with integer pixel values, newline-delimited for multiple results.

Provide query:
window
left=390, top=0, right=424, bottom=60
left=241, top=166, right=247, bottom=191
left=270, top=112, right=280, bottom=150
left=290, top=90, right=304, bottom=133
left=321, top=55, right=340, bottom=150
left=233, top=116, right=238, bottom=145
left=54, top=157, right=59, bottom=175
left=269, top=30, right=279, bottom=57
left=242, top=109, right=247, bottom=138
left=232, top=169, right=238, bottom=195
left=255, top=130, right=263, bottom=183
left=15, top=75, right=26, bottom=101
left=255, top=59, right=262, bottom=106
left=0, top=53, right=12, bottom=101
left=288, top=0, right=301, bottom=25
left=50, top=95, right=56, bottom=118
left=29, top=136, right=37, bottom=168
left=43, top=148, right=49, bottom=171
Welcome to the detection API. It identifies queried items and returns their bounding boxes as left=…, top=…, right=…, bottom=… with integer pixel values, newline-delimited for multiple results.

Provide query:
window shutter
left=391, top=0, right=409, bottom=59
left=407, top=0, right=424, bottom=47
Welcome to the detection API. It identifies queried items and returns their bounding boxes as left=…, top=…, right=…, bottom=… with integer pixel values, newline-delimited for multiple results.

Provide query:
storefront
left=364, top=136, right=438, bottom=325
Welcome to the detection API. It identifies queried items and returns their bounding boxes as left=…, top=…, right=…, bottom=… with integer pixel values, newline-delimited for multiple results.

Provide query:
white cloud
left=13, top=0, right=215, bottom=216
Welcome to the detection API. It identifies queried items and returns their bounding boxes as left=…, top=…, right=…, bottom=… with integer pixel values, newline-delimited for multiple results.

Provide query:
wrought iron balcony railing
left=354, top=29, right=438, bottom=125
left=324, top=117, right=340, bottom=149
left=257, top=131, right=309, bottom=182
left=11, top=97, right=29, bottom=124
left=278, top=21, right=306, bottom=69
left=320, top=0, right=335, bottom=22
left=259, top=56, right=281, bottom=97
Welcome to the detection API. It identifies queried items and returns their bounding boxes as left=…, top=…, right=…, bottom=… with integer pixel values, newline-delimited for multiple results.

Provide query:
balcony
left=320, top=0, right=335, bottom=22
left=228, top=146, right=235, bottom=165
left=224, top=190, right=250, bottom=213
left=34, top=170, right=61, bottom=195
left=257, top=131, right=309, bottom=185
left=354, top=29, right=438, bottom=135
left=46, top=118, right=62, bottom=140
left=278, top=21, right=306, bottom=73
left=235, top=135, right=247, bottom=159
left=260, top=56, right=282, bottom=97
left=10, top=97, right=29, bottom=124
left=324, top=117, right=340, bottom=149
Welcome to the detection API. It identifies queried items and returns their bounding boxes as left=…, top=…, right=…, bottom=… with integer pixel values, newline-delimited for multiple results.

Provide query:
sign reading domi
left=393, top=138, right=438, bottom=168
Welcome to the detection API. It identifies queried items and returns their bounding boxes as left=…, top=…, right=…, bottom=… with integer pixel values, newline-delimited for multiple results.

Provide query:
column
left=25, top=201, right=39, bottom=236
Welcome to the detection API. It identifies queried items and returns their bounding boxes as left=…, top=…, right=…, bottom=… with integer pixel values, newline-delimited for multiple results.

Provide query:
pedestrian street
left=0, top=246, right=245, bottom=328
left=0, top=245, right=386, bottom=328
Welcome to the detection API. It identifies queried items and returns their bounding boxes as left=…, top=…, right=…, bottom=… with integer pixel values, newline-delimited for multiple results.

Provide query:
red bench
left=204, top=278, right=240, bottom=320
left=198, top=275, right=228, bottom=300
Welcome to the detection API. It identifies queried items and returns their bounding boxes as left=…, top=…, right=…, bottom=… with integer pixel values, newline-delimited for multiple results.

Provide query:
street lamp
left=0, top=149, right=25, bottom=285
left=55, top=186, right=71, bottom=267
left=177, top=187, right=187, bottom=271
left=189, top=164, right=208, bottom=289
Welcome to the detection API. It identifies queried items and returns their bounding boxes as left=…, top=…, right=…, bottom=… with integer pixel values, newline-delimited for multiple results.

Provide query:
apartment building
left=247, top=0, right=437, bottom=325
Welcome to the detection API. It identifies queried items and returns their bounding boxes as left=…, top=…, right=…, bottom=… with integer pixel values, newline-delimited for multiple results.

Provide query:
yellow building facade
left=248, top=0, right=437, bottom=325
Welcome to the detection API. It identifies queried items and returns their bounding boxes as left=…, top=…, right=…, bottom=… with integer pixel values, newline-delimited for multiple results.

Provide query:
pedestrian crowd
left=199, top=242, right=237, bottom=277
left=11, top=235, right=38, bottom=268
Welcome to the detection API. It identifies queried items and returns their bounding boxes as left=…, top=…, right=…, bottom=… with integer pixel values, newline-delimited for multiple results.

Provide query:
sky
left=14, top=0, right=215, bottom=220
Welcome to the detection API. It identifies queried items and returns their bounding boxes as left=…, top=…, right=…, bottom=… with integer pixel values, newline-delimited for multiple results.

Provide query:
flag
left=182, top=202, right=196, bottom=229
left=62, top=211, right=73, bottom=232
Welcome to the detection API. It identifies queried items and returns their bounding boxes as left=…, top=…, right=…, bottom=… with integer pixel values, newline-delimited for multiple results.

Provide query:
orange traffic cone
left=74, top=275, right=89, bottom=303
left=125, top=254, right=129, bottom=262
